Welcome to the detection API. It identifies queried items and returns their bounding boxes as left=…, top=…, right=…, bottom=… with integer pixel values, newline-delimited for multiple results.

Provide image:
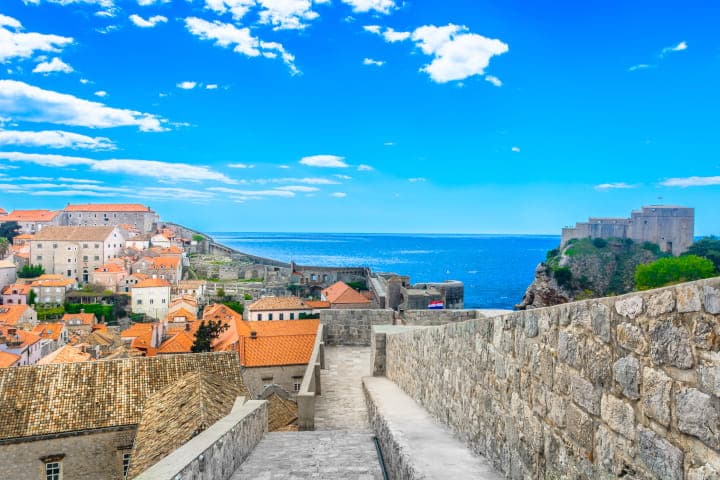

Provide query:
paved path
left=314, top=346, right=372, bottom=431
left=232, top=431, right=383, bottom=480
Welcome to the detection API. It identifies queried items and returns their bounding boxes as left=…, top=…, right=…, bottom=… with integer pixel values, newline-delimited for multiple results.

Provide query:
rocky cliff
left=516, top=237, right=663, bottom=309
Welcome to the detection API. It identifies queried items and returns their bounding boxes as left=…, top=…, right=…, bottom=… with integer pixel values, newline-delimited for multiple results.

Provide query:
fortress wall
left=401, top=309, right=480, bottom=326
left=320, top=309, right=394, bottom=346
left=384, top=278, right=720, bottom=479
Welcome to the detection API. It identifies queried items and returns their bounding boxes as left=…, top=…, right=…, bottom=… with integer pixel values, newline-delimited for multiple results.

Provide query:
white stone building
left=131, top=278, right=171, bottom=320
left=247, top=296, right=312, bottom=321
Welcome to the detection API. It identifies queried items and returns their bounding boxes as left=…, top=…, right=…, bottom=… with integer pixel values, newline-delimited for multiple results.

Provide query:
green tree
left=216, top=287, right=226, bottom=299
left=0, top=221, right=20, bottom=242
left=0, top=238, right=9, bottom=258
left=685, top=236, right=720, bottom=273
left=192, top=234, right=205, bottom=242
left=222, top=301, right=244, bottom=314
left=17, top=264, right=45, bottom=278
left=635, top=255, right=716, bottom=290
left=28, top=289, right=36, bottom=305
left=191, top=319, right=229, bottom=353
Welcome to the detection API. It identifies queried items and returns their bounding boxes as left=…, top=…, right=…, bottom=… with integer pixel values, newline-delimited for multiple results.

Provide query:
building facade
left=131, top=279, right=171, bottom=320
left=0, top=210, right=62, bottom=234
left=62, top=204, right=159, bottom=234
left=561, top=205, right=695, bottom=256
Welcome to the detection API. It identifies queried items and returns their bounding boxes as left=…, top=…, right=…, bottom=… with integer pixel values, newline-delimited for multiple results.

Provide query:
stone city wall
left=320, top=309, right=394, bottom=346
left=401, top=309, right=480, bottom=326
left=384, top=278, right=720, bottom=479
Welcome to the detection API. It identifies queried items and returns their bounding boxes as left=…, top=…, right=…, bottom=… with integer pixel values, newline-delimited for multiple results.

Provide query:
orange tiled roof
left=134, top=278, right=171, bottom=288
left=0, top=351, right=19, bottom=367
left=64, top=203, right=152, bottom=212
left=166, top=321, right=200, bottom=336
left=61, top=312, right=95, bottom=326
left=31, top=276, right=74, bottom=288
left=248, top=296, right=309, bottom=312
left=1, top=284, right=31, bottom=296
left=305, top=300, right=331, bottom=309
left=128, top=273, right=150, bottom=281
left=157, top=330, right=195, bottom=354
left=237, top=319, right=319, bottom=367
left=0, top=208, right=6, bottom=215
left=94, top=263, right=126, bottom=273
left=167, top=307, right=197, bottom=322
left=122, top=323, right=156, bottom=355
left=14, top=233, right=34, bottom=240
left=0, top=327, right=40, bottom=348
left=32, top=322, right=65, bottom=341
left=37, top=344, right=90, bottom=365
left=121, top=322, right=154, bottom=338
left=150, top=256, right=180, bottom=269
left=3, top=210, right=59, bottom=222
left=322, top=281, right=371, bottom=305
left=0, top=305, right=32, bottom=326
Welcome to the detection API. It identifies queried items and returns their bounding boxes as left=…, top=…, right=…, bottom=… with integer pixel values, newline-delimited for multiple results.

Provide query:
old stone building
left=561, top=205, right=695, bottom=255
left=0, top=352, right=249, bottom=480
left=131, top=278, right=171, bottom=321
left=322, top=281, right=373, bottom=309
left=247, top=296, right=313, bottom=321
left=29, top=226, right=124, bottom=282
left=0, top=210, right=62, bottom=234
left=62, top=203, right=159, bottom=234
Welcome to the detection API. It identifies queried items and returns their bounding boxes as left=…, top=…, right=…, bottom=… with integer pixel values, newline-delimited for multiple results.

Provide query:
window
left=83, top=244, right=88, bottom=248
left=149, top=299, right=154, bottom=305
left=37, top=244, right=43, bottom=248
left=53, top=244, right=57, bottom=249
left=279, top=313, right=284, bottom=320
left=256, top=314, right=262, bottom=321
left=94, top=244, right=99, bottom=248
left=45, top=462, right=61, bottom=480
left=83, top=256, right=88, bottom=261
left=122, top=453, right=131, bottom=479
left=268, top=313, right=273, bottom=320
left=293, top=377, right=302, bottom=392
left=262, top=376, right=273, bottom=387
left=290, top=313, right=295, bottom=320
left=137, top=299, right=142, bottom=305
left=37, top=255, right=42, bottom=261
left=94, top=256, right=100, bottom=261
left=161, top=299, right=166, bottom=304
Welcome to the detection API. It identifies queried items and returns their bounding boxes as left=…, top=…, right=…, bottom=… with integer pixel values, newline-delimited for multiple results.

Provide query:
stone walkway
left=231, top=431, right=383, bottom=479
left=314, top=346, right=372, bottom=430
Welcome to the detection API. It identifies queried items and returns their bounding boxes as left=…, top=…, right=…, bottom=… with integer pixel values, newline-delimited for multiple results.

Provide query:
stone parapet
left=320, top=309, right=394, bottom=346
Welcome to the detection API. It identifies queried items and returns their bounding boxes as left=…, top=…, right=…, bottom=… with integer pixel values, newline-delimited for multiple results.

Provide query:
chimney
left=80, top=308, right=85, bottom=314
left=185, top=323, right=190, bottom=332
left=250, top=331, right=257, bottom=339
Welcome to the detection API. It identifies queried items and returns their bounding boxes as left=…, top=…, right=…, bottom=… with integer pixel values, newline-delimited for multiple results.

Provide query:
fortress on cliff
left=561, top=205, right=694, bottom=255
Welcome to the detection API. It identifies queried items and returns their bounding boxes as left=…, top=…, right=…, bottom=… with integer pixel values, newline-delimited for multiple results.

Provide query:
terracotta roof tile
left=62, top=312, right=96, bottom=326
left=31, top=226, right=116, bottom=241
left=248, top=296, right=309, bottom=311
left=0, top=351, right=20, bottom=368
left=237, top=319, right=319, bottom=367
left=149, top=256, right=180, bottom=269
left=32, top=322, right=65, bottom=341
left=0, top=326, right=40, bottom=348
left=1, top=284, right=31, bottom=296
left=305, top=300, right=331, bottom=309
left=322, top=281, right=371, bottom=305
left=134, top=278, right=171, bottom=288
left=64, top=203, right=153, bottom=212
left=2, top=210, right=59, bottom=222
left=157, top=330, right=195, bottom=354
left=36, top=344, right=90, bottom=365
left=0, top=352, right=247, bottom=440
left=0, top=305, right=33, bottom=326
left=94, top=263, right=126, bottom=273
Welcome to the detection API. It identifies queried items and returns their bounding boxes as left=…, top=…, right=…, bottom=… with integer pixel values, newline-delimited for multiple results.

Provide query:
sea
left=211, top=233, right=561, bottom=310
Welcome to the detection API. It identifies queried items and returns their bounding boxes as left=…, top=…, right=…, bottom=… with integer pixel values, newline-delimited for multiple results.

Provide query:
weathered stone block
left=676, top=387, right=720, bottom=449
left=594, top=424, right=635, bottom=477
left=571, top=374, right=600, bottom=415
left=641, top=367, right=672, bottom=426
left=676, top=284, right=702, bottom=313
left=525, top=311, right=538, bottom=338
left=649, top=320, right=694, bottom=369
left=698, top=363, right=720, bottom=398
left=688, top=464, right=720, bottom=480
left=558, top=330, right=585, bottom=370
left=693, top=316, right=720, bottom=350
left=591, top=303, right=611, bottom=343
left=601, top=393, right=635, bottom=439
left=703, top=285, right=720, bottom=314
left=566, top=403, right=593, bottom=452
left=585, top=340, right=613, bottom=387
left=647, top=289, right=675, bottom=317
left=616, top=322, right=648, bottom=356
left=546, top=390, right=566, bottom=428
left=637, top=425, right=684, bottom=480
left=615, top=296, right=643, bottom=320
left=613, top=356, right=640, bottom=400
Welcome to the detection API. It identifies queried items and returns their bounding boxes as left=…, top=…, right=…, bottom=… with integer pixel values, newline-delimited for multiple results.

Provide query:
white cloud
left=357, top=164, right=373, bottom=171
left=383, top=141, right=394, bottom=146
left=335, top=174, right=352, bottom=180
left=79, top=78, right=91, bottom=84
left=660, top=40, right=687, bottom=57
left=383, top=27, right=410, bottom=42
left=185, top=17, right=299, bottom=75
left=0, top=152, right=236, bottom=183
left=628, top=64, right=654, bottom=72
left=331, top=192, right=347, bottom=198
left=21, top=0, right=114, bottom=6
left=177, top=81, right=198, bottom=90
left=410, top=24, right=508, bottom=83
left=137, top=187, right=215, bottom=201
left=208, top=186, right=295, bottom=197
left=363, top=57, right=385, bottom=66
left=363, top=25, right=381, bottom=35
left=511, top=146, right=520, bottom=152
left=94, top=90, right=108, bottom=97
left=32, top=57, right=74, bottom=74
left=0, top=16, right=74, bottom=62
left=300, top=154, right=348, bottom=168
left=660, top=176, right=720, bottom=188
left=257, top=0, right=319, bottom=30
left=0, top=80, right=167, bottom=132
left=129, top=14, right=168, bottom=28
left=341, top=0, right=396, bottom=14
left=256, top=177, right=340, bottom=185
left=275, top=185, right=319, bottom=192
left=206, top=84, right=218, bottom=89
left=228, top=163, right=254, bottom=168
left=408, top=177, right=426, bottom=183
left=594, top=182, right=636, bottom=191
left=138, top=0, right=171, bottom=5
left=203, top=0, right=255, bottom=21
left=0, top=130, right=116, bottom=150
left=485, top=75, right=502, bottom=87
left=95, top=25, right=120, bottom=35
left=57, top=177, right=102, bottom=183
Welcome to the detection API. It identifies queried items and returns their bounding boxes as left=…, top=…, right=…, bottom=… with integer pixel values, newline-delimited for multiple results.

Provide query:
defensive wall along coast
left=373, top=277, right=720, bottom=479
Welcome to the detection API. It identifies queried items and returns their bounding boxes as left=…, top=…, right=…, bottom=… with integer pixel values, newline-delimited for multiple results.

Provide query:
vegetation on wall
left=17, top=264, right=45, bottom=278
left=635, top=255, right=716, bottom=290
left=684, top=236, right=720, bottom=273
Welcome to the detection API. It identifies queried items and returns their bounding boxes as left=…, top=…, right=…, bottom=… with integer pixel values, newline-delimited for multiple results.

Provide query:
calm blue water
left=211, top=233, right=561, bottom=310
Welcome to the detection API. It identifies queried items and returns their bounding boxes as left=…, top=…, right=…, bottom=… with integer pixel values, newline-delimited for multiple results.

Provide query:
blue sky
left=0, top=0, right=718, bottom=234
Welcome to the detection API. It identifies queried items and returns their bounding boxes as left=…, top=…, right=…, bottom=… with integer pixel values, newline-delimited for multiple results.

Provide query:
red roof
left=65, top=204, right=152, bottom=212
left=3, top=210, right=59, bottom=222
left=322, top=281, right=371, bottom=305
left=134, top=278, right=171, bottom=288
left=0, top=351, right=20, bottom=367
left=237, top=319, right=319, bottom=367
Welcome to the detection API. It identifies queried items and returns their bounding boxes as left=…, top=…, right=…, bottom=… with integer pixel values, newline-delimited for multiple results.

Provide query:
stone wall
left=0, top=428, right=135, bottom=480
left=135, top=399, right=267, bottom=480
left=401, top=309, right=479, bottom=326
left=383, top=278, right=720, bottom=479
left=320, top=309, right=394, bottom=346
left=242, top=365, right=307, bottom=398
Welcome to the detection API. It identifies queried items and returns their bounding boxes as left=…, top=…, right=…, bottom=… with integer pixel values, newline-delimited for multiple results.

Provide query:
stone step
left=231, top=431, right=384, bottom=479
